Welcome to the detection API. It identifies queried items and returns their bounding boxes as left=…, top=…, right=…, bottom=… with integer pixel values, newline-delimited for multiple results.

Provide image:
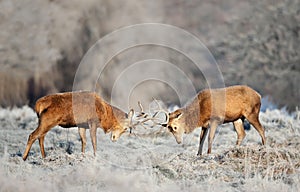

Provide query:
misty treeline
left=0, top=0, right=299, bottom=111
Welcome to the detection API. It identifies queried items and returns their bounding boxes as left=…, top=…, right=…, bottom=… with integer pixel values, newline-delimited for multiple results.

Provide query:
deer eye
left=173, top=127, right=177, bottom=130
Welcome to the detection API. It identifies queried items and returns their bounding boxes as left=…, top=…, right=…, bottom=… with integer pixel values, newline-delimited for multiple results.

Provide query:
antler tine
left=128, top=108, right=135, bottom=134
left=151, top=98, right=169, bottom=125
left=136, top=101, right=148, bottom=118
left=138, top=101, right=143, bottom=112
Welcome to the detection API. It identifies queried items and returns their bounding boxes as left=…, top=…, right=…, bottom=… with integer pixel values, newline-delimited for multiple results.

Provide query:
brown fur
left=165, top=85, right=266, bottom=155
left=23, top=91, right=131, bottom=161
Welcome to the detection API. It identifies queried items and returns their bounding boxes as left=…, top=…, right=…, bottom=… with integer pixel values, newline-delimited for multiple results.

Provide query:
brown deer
left=22, top=91, right=135, bottom=161
left=160, top=85, right=266, bottom=155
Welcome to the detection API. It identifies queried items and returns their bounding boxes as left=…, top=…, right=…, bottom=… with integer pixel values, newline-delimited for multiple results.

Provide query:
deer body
left=23, top=91, right=132, bottom=161
left=165, top=85, right=266, bottom=155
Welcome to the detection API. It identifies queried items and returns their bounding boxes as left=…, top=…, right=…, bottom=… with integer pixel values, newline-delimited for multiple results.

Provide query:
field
left=1, top=0, right=299, bottom=191
left=0, top=106, right=299, bottom=191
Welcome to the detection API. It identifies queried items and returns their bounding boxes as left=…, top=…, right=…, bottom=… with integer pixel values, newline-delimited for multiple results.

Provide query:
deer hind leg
left=207, top=120, right=219, bottom=154
left=233, top=119, right=246, bottom=146
left=197, top=127, right=208, bottom=156
left=245, top=105, right=266, bottom=145
left=23, top=129, right=39, bottom=160
left=23, top=121, right=54, bottom=161
left=38, top=135, right=46, bottom=158
left=88, top=122, right=97, bottom=156
left=78, top=127, right=87, bottom=153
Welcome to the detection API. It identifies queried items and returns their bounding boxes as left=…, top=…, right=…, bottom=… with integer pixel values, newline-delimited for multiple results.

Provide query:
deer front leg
left=207, top=120, right=219, bottom=154
left=88, top=122, right=97, bottom=156
left=78, top=127, right=87, bottom=153
left=197, top=127, right=208, bottom=156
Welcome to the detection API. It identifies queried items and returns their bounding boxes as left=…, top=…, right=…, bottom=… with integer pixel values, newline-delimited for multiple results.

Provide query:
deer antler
left=128, top=100, right=169, bottom=134
left=150, top=99, right=169, bottom=126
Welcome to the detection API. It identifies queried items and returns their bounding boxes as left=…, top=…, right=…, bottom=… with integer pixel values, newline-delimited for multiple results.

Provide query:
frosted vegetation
left=0, top=101, right=299, bottom=191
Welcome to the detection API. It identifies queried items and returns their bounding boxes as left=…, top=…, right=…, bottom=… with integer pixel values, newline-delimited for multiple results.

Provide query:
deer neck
left=182, top=107, right=199, bottom=134
left=105, top=105, right=126, bottom=132
left=97, top=104, right=116, bottom=133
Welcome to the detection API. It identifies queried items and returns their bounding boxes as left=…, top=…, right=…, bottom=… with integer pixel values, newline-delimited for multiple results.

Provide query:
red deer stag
left=22, top=91, right=135, bottom=161
left=158, top=85, right=266, bottom=155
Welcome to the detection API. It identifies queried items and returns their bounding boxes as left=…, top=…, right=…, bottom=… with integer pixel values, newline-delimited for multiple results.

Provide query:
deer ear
left=174, top=111, right=182, bottom=119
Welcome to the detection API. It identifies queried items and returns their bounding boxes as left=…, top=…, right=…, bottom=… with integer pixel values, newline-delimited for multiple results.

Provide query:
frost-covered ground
left=0, top=106, right=299, bottom=191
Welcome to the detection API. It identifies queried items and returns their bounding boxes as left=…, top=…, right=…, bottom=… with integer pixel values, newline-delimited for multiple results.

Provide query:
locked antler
left=128, top=99, right=169, bottom=134
left=148, top=99, right=169, bottom=126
